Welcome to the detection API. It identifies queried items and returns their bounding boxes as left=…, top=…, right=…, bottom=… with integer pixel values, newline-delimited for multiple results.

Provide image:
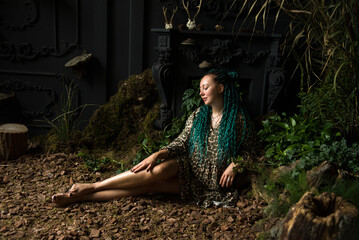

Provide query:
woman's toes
left=69, top=184, right=78, bottom=193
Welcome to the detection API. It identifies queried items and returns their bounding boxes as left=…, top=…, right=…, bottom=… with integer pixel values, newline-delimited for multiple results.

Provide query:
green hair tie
left=228, top=71, right=238, bottom=79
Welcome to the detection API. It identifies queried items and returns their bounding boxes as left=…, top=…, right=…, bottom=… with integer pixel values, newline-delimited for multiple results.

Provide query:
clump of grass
left=45, top=80, right=94, bottom=152
left=45, top=80, right=79, bottom=143
left=323, top=179, right=359, bottom=209
left=76, top=151, right=127, bottom=173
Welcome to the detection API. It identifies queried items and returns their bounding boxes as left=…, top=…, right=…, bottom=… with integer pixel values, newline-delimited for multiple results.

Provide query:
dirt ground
left=0, top=152, right=267, bottom=240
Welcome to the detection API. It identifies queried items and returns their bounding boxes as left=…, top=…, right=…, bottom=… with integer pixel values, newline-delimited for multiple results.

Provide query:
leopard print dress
left=161, top=108, right=257, bottom=208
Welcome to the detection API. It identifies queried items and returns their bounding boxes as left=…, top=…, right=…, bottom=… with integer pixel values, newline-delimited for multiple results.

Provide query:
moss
left=45, top=129, right=82, bottom=153
left=44, top=68, right=163, bottom=160
left=80, top=69, right=162, bottom=152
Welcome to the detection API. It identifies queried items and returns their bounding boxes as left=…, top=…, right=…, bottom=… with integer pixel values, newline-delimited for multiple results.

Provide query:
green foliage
left=76, top=152, right=126, bottom=173
left=260, top=165, right=359, bottom=218
left=260, top=171, right=309, bottom=217
left=231, top=0, right=359, bottom=138
left=45, top=80, right=88, bottom=143
left=325, top=179, right=359, bottom=209
left=232, top=155, right=266, bottom=174
left=258, top=113, right=334, bottom=167
left=163, top=79, right=202, bottom=140
left=299, top=84, right=358, bottom=140
left=259, top=113, right=359, bottom=175
left=298, top=139, right=359, bottom=173
left=290, top=0, right=359, bottom=137
left=181, top=79, right=202, bottom=114
left=132, top=134, right=169, bottom=166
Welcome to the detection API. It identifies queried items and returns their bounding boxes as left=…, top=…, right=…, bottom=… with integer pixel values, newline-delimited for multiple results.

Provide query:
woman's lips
left=202, top=97, right=207, bottom=102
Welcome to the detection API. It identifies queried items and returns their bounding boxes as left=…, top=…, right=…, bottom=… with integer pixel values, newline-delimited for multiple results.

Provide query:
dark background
left=0, top=0, right=291, bottom=135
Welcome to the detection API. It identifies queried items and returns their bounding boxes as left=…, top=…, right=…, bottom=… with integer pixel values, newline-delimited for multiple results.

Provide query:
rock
left=280, top=192, right=359, bottom=240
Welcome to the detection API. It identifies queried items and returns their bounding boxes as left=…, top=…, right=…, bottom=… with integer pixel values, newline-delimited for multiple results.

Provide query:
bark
left=280, top=192, right=359, bottom=240
left=0, top=123, right=28, bottom=160
left=306, top=161, right=338, bottom=189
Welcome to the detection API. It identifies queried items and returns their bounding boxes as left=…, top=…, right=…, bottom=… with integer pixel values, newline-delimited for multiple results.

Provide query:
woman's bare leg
left=52, top=177, right=180, bottom=207
left=67, top=159, right=179, bottom=196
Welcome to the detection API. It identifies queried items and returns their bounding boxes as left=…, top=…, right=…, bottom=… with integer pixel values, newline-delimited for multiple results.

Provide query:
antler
left=163, top=5, right=178, bottom=29
left=162, top=6, right=169, bottom=24
left=182, top=0, right=191, bottom=19
left=182, top=0, right=202, bottom=20
left=170, top=6, right=178, bottom=24
left=193, top=0, right=202, bottom=20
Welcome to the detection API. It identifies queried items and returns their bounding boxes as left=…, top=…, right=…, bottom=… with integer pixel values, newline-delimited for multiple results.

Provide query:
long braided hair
left=188, top=69, right=250, bottom=167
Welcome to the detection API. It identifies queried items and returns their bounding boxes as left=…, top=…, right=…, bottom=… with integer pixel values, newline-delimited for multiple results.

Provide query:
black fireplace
left=152, top=28, right=285, bottom=129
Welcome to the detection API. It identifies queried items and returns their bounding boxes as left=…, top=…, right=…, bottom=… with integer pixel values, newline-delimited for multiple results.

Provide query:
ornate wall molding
left=0, top=71, right=75, bottom=123
left=266, top=55, right=285, bottom=112
left=0, top=0, right=39, bottom=31
left=0, top=79, right=55, bottom=118
left=180, top=38, right=270, bottom=65
left=0, top=0, right=80, bottom=62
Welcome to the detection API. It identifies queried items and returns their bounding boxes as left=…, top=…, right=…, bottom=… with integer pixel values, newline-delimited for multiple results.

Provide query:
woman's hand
left=219, top=162, right=237, bottom=188
left=131, top=150, right=169, bottom=173
left=131, top=153, right=158, bottom=173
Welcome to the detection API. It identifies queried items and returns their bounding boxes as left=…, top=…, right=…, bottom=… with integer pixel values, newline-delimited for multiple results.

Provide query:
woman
left=52, top=69, right=256, bottom=207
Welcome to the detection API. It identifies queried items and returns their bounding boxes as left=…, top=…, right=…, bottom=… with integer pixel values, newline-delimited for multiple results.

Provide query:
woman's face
left=199, top=74, right=224, bottom=106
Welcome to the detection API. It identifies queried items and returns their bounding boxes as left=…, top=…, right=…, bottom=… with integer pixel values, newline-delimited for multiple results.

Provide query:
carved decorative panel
left=0, top=0, right=39, bottom=31
left=0, top=70, right=76, bottom=128
left=0, top=0, right=80, bottom=62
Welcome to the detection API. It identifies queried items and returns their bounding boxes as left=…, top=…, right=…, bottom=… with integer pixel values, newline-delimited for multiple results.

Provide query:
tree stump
left=280, top=192, right=359, bottom=240
left=0, top=123, right=28, bottom=160
left=306, top=161, right=339, bottom=189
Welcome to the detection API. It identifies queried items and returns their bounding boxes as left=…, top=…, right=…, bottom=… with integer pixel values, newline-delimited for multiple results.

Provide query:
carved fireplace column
left=152, top=29, right=175, bottom=129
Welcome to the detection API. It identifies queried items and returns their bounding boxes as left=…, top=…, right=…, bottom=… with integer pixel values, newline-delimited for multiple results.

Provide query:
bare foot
left=68, top=183, right=95, bottom=196
left=52, top=193, right=76, bottom=207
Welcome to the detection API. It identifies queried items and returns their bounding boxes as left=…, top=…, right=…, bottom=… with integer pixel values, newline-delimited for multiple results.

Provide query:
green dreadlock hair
left=188, top=68, right=250, bottom=167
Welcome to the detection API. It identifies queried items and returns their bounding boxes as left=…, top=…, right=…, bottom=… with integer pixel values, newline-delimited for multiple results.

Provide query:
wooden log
left=0, top=123, right=28, bottom=160
left=280, top=192, right=359, bottom=240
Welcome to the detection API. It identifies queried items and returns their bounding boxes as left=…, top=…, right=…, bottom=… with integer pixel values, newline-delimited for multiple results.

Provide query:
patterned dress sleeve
left=160, top=110, right=196, bottom=158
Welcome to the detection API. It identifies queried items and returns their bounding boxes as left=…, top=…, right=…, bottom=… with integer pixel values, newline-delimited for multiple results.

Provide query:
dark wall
left=0, top=0, right=145, bottom=135
left=0, top=0, right=291, bottom=135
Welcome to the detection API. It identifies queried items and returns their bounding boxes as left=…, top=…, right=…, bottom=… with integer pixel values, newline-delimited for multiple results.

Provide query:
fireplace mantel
left=151, top=28, right=285, bottom=129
